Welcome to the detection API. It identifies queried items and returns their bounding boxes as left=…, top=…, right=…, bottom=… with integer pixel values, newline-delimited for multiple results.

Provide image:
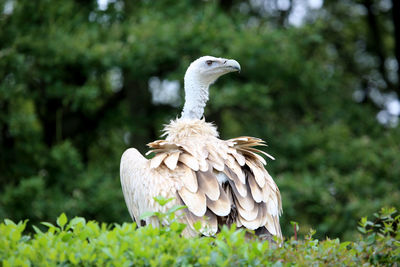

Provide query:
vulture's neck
left=181, top=73, right=210, bottom=120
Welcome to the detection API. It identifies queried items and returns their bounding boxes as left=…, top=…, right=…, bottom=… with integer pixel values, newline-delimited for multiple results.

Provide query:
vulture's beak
left=225, top=59, right=241, bottom=73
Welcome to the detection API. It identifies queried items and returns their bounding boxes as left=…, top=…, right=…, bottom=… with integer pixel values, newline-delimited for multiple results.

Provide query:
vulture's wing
left=120, top=148, right=182, bottom=227
left=147, top=136, right=282, bottom=239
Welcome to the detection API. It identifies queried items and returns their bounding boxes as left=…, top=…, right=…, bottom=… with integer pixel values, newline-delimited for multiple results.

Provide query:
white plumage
left=120, top=56, right=282, bottom=239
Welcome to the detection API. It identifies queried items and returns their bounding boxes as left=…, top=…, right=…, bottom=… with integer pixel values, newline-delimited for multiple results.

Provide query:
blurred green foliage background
left=0, top=0, right=399, bottom=240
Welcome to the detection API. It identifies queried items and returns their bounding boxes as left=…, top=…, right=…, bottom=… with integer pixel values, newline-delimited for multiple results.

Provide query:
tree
left=0, top=0, right=398, bottom=240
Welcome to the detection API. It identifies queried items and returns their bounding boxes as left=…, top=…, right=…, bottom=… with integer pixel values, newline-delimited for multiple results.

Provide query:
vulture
left=120, top=56, right=282, bottom=240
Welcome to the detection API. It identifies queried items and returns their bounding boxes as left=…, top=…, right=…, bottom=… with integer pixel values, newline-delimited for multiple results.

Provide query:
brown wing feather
left=207, top=145, right=225, bottom=171
left=236, top=200, right=259, bottom=221
left=179, top=163, right=198, bottom=193
left=208, top=156, right=225, bottom=171
left=197, top=168, right=220, bottom=201
left=242, top=147, right=275, bottom=161
left=178, top=186, right=206, bottom=217
left=225, top=155, right=246, bottom=183
left=215, top=144, right=229, bottom=160
left=199, top=158, right=209, bottom=172
left=224, top=166, right=247, bottom=197
left=247, top=171, right=264, bottom=203
left=206, top=184, right=231, bottom=216
left=150, top=153, right=168, bottom=169
left=244, top=151, right=267, bottom=165
left=262, top=168, right=279, bottom=191
left=261, top=182, right=273, bottom=203
left=229, top=180, right=254, bottom=211
left=264, top=212, right=277, bottom=236
left=246, top=160, right=266, bottom=188
left=238, top=203, right=266, bottom=230
left=164, top=151, right=181, bottom=170
left=274, top=215, right=282, bottom=238
left=238, top=212, right=260, bottom=230
left=179, top=153, right=200, bottom=171
left=147, top=140, right=180, bottom=151
left=225, top=184, right=234, bottom=206
left=228, top=150, right=246, bottom=166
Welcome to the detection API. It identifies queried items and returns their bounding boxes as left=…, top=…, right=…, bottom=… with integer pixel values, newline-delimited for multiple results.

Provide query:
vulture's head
left=184, top=56, right=241, bottom=86
left=181, top=56, right=241, bottom=119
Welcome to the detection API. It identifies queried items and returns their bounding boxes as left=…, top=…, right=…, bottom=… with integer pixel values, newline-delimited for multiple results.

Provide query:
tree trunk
left=124, top=74, right=156, bottom=153
left=392, top=0, right=400, bottom=93
left=363, top=0, right=393, bottom=90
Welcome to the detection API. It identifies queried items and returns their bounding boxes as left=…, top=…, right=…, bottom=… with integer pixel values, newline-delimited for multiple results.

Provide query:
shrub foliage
left=1, top=0, right=399, bottom=241
left=1, top=208, right=399, bottom=266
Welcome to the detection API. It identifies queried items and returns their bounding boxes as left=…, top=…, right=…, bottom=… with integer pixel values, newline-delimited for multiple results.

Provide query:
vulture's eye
left=206, top=60, right=213, bottom=66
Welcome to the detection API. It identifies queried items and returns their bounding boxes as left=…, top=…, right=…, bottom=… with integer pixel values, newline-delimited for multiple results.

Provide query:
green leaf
left=290, top=221, right=299, bottom=232
left=339, top=241, right=351, bottom=250
left=167, top=205, right=186, bottom=214
left=153, top=196, right=175, bottom=206
left=57, top=213, right=68, bottom=229
left=193, top=221, right=202, bottom=231
left=32, top=225, right=43, bottom=234
left=10, top=230, right=21, bottom=242
left=140, top=211, right=155, bottom=220
left=61, top=233, right=73, bottom=242
left=68, top=253, right=79, bottom=264
left=20, top=235, right=30, bottom=242
left=4, top=219, right=16, bottom=226
left=215, top=239, right=229, bottom=256
left=69, top=217, right=86, bottom=226
left=357, top=226, right=366, bottom=234
left=41, top=222, right=56, bottom=229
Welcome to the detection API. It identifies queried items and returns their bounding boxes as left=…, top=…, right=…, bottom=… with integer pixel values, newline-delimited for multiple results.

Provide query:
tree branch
left=392, top=0, right=400, bottom=92
left=363, top=0, right=394, bottom=91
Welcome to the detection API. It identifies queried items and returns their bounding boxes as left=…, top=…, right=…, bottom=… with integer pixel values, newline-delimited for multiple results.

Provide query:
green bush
left=1, top=0, right=399, bottom=241
left=1, top=207, right=399, bottom=266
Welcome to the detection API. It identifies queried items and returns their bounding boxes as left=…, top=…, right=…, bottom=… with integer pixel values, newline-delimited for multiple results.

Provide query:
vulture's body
left=120, top=56, right=282, bottom=239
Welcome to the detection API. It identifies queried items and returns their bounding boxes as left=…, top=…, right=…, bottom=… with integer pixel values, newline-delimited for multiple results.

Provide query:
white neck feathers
left=181, top=72, right=210, bottom=120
